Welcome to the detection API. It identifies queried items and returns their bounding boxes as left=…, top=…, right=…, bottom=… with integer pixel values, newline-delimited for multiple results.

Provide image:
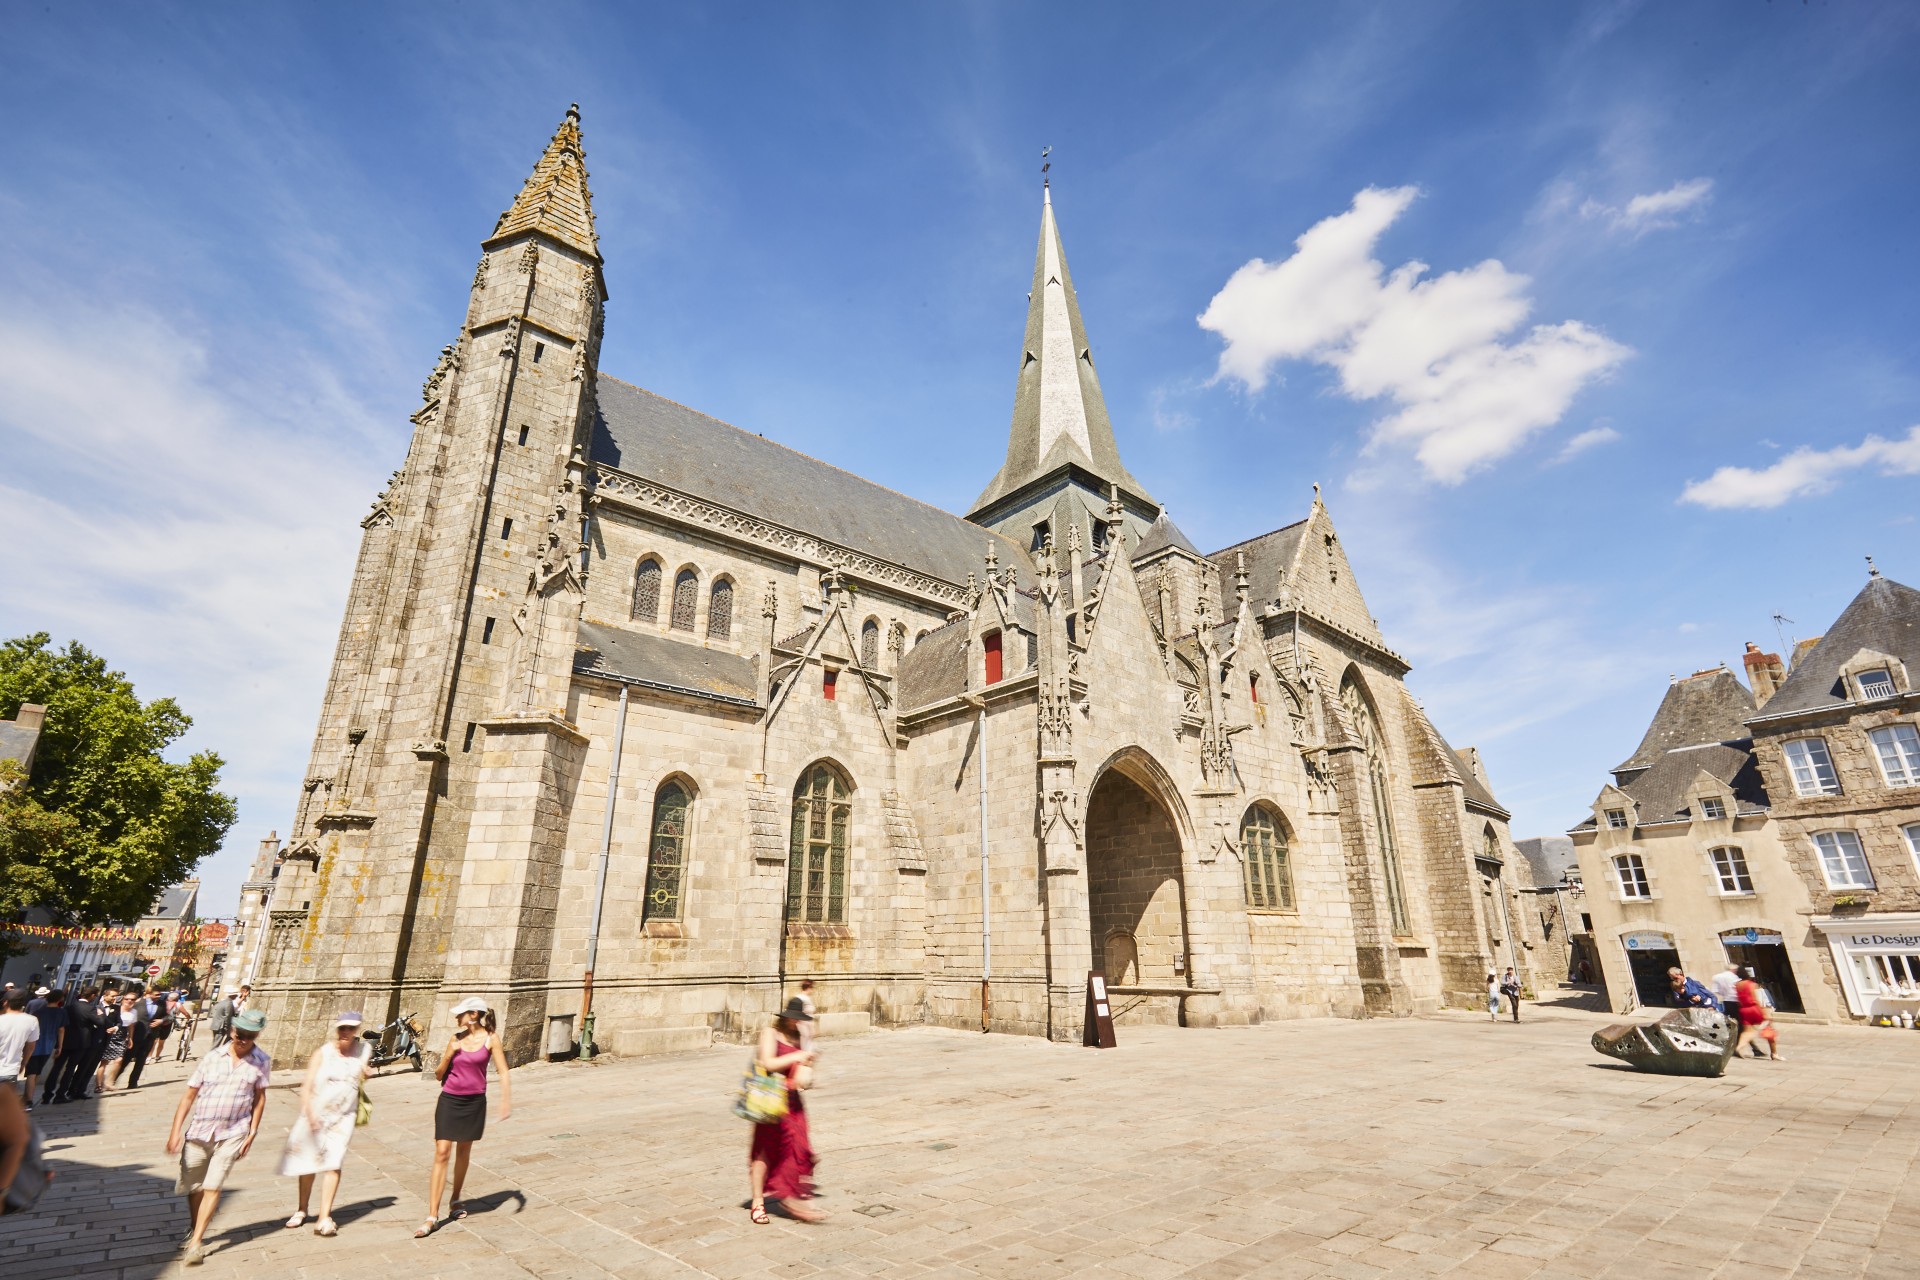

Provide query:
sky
left=2, top=4, right=1917, bottom=918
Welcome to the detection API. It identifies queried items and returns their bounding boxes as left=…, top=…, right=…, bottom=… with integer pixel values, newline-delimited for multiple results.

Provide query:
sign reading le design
left=1083, top=971, right=1117, bottom=1049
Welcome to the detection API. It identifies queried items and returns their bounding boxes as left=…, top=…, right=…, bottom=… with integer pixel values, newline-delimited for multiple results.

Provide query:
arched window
left=1483, top=827, right=1502, bottom=863
left=1241, top=806, right=1295, bottom=910
left=707, top=579, right=733, bottom=641
left=632, top=558, right=661, bottom=622
left=1341, top=677, right=1411, bottom=935
left=983, top=631, right=1003, bottom=684
left=644, top=780, right=691, bottom=922
left=788, top=763, right=852, bottom=924
left=861, top=618, right=880, bottom=668
left=670, top=569, right=698, bottom=632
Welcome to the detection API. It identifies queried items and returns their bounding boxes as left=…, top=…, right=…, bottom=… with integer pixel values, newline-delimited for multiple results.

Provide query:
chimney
left=13, top=703, right=45, bottom=730
left=1743, top=642, right=1787, bottom=709
left=1791, top=635, right=1823, bottom=670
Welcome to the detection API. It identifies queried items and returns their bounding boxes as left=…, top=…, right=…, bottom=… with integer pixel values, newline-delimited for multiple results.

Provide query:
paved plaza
left=7, top=1003, right=1920, bottom=1280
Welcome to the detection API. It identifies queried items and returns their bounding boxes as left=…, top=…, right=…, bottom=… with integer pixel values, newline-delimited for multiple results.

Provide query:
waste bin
left=545, top=1013, right=575, bottom=1058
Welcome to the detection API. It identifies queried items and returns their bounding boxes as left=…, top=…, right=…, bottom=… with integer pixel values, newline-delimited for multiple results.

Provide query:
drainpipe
left=964, top=692, right=990, bottom=1032
left=581, top=682, right=628, bottom=1056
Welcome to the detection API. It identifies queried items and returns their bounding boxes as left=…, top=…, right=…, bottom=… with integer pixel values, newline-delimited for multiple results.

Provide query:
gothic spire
left=485, top=103, right=601, bottom=262
left=969, top=186, right=1152, bottom=522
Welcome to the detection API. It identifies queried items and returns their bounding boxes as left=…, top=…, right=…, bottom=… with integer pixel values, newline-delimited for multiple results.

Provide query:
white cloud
left=1198, top=187, right=1630, bottom=483
left=0, top=294, right=384, bottom=878
left=1551, top=425, right=1622, bottom=464
left=1679, top=426, right=1920, bottom=509
left=1581, top=178, right=1714, bottom=234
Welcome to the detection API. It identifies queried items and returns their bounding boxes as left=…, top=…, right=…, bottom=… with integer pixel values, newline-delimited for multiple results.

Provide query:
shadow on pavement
left=221, top=1194, right=399, bottom=1249
left=460, top=1187, right=527, bottom=1216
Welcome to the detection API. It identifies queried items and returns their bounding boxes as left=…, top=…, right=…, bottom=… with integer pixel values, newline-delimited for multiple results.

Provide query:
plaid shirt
left=184, top=1044, right=272, bottom=1143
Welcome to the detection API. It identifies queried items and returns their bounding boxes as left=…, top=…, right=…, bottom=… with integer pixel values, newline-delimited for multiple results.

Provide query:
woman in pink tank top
left=415, top=998, right=512, bottom=1238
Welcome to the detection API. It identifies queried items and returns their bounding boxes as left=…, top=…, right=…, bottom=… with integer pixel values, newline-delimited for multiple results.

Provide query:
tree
left=0, top=634, right=237, bottom=941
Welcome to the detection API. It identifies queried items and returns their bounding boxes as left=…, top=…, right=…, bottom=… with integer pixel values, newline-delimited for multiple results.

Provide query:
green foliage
left=0, top=633, right=237, bottom=930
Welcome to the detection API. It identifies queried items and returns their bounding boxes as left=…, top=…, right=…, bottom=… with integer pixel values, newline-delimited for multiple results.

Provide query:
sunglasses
left=232, top=1031, right=259, bottom=1042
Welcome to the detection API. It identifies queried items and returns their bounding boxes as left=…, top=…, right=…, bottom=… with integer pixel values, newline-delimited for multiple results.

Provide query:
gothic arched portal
left=1083, top=757, right=1188, bottom=1021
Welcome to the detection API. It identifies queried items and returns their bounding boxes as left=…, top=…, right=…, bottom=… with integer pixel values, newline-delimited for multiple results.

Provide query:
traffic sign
left=146, top=963, right=162, bottom=976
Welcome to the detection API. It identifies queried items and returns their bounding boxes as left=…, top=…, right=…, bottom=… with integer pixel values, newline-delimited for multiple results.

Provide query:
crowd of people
left=1667, top=962, right=1787, bottom=1058
left=0, top=980, right=252, bottom=1109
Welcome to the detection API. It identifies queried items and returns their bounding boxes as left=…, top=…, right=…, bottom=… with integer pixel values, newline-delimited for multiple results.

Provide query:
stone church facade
left=257, top=107, right=1543, bottom=1062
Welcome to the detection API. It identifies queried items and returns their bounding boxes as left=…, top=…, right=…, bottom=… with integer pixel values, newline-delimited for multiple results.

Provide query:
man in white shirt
left=0, top=990, right=40, bottom=1096
left=1709, top=963, right=1742, bottom=1022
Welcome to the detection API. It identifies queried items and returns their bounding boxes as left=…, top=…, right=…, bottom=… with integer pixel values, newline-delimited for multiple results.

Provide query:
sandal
left=749, top=1204, right=770, bottom=1224
left=413, top=1219, right=437, bottom=1239
left=450, top=1200, right=469, bottom=1220
left=314, top=1219, right=338, bottom=1237
left=284, top=1211, right=307, bottom=1229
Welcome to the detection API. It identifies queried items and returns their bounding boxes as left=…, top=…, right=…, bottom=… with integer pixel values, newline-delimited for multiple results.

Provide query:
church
left=257, top=106, right=1544, bottom=1062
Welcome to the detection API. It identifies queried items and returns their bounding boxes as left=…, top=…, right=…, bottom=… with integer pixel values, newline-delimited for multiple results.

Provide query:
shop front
left=1620, top=930, right=1681, bottom=1007
left=1718, top=927, right=1804, bottom=1014
left=1811, top=915, right=1920, bottom=1020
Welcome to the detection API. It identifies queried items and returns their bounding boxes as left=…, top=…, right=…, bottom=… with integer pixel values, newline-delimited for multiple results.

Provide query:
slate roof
left=573, top=620, right=759, bottom=707
left=1613, top=668, right=1756, bottom=775
left=1451, top=749, right=1506, bottom=817
left=1513, top=836, right=1578, bottom=889
left=898, top=620, right=971, bottom=711
left=1208, top=519, right=1307, bottom=606
left=486, top=105, right=600, bottom=260
left=1576, top=741, right=1771, bottom=830
left=592, top=375, right=1028, bottom=591
left=147, top=884, right=197, bottom=922
left=1132, top=510, right=1202, bottom=561
left=1749, top=574, right=1920, bottom=721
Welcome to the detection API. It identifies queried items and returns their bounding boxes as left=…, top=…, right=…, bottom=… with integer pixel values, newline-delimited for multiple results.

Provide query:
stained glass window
left=1241, top=806, right=1294, bottom=910
left=671, top=569, right=698, bottom=632
left=788, top=763, right=851, bottom=924
left=708, top=579, right=733, bottom=641
left=644, top=781, right=690, bottom=921
left=632, top=558, right=661, bottom=622
left=861, top=619, right=880, bottom=668
left=1342, top=677, right=1411, bottom=935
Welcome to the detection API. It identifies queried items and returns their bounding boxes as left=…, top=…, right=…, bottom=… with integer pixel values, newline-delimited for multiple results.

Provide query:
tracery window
left=707, top=579, right=733, bottom=641
left=671, top=569, right=698, bottom=632
left=1341, top=677, right=1411, bottom=935
left=861, top=618, right=880, bottom=668
left=632, top=558, right=661, bottom=623
left=788, top=764, right=851, bottom=924
left=644, top=780, right=691, bottom=922
left=1241, top=806, right=1295, bottom=910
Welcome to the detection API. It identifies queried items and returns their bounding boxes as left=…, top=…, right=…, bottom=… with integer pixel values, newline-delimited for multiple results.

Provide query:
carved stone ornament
left=1038, top=787, right=1083, bottom=851
left=422, top=343, right=459, bottom=403
left=519, top=241, right=540, bottom=274
left=499, top=316, right=522, bottom=359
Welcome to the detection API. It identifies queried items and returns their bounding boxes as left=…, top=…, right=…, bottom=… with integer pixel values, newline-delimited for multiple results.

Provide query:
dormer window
left=1030, top=520, right=1050, bottom=552
left=1605, top=808, right=1629, bottom=830
left=1699, top=796, right=1726, bottom=821
left=1091, top=521, right=1108, bottom=550
left=1858, top=669, right=1896, bottom=701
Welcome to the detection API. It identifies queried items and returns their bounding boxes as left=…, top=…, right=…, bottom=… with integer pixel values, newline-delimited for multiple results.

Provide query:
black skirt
left=435, top=1091, right=487, bottom=1143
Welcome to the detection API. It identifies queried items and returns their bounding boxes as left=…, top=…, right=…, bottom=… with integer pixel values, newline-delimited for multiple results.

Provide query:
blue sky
left=3, top=4, right=1916, bottom=917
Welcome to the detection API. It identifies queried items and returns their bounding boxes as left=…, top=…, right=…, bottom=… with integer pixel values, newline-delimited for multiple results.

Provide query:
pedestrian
left=125, top=988, right=164, bottom=1089
left=1486, top=973, right=1501, bottom=1021
left=415, top=997, right=512, bottom=1238
left=1741, top=967, right=1786, bottom=1061
left=0, top=991, right=40, bottom=1101
left=234, top=985, right=252, bottom=1014
left=147, top=992, right=175, bottom=1065
left=174, top=998, right=199, bottom=1062
left=747, top=997, right=822, bottom=1224
left=165, top=1008, right=270, bottom=1265
left=1500, top=968, right=1522, bottom=1024
left=1577, top=958, right=1593, bottom=984
left=100, top=991, right=142, bottom=1092
left=45, top=986, right=101, bottom=1104
left=1665, top=967, right=1723, bottom=1014
left=0, top=1080, right=51, bottom=1215
left=1709, top=961, right=1741, bottom=1018
left=23, top=989, right=65, bottom=1111
left=207, top=991, right=235, bottom=1050
left=279, top=1011, right=372, bottom=1236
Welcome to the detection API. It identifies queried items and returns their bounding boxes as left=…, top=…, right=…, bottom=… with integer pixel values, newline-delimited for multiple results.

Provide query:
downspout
left=581, top=681, right=628, bottom=1056
left=964, top=692, right=990, bottom=1032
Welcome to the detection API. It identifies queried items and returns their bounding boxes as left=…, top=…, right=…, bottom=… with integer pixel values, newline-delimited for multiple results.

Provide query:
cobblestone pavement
left=8, top=1005, right=1919, bottom=1279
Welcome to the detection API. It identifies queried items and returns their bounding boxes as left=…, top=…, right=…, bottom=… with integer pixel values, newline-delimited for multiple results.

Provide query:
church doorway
left=1083, top=758, right=1189, bottom=1023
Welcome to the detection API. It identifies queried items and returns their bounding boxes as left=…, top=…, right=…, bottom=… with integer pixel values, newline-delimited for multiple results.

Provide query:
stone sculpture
left=1592, top=1007, right=1738, bottom=1077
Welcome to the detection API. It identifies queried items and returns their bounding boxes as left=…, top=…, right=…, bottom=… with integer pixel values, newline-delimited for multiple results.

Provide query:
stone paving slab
left=6, top=1008, right=1919, bottom=1278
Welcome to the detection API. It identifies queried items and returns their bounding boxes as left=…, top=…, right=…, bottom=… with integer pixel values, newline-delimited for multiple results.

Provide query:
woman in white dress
left=279, top=1011, right=372, bottom=1237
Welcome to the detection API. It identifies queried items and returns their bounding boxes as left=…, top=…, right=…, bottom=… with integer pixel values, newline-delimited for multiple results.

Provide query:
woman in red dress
left=748, top=998, right=822, bottom=1223
left=1733, top=971, right=1778, bottom=1061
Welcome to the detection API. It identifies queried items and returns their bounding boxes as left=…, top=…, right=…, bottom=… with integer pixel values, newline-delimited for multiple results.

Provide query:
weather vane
left=1041, top=145, right=1052, bottom=186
